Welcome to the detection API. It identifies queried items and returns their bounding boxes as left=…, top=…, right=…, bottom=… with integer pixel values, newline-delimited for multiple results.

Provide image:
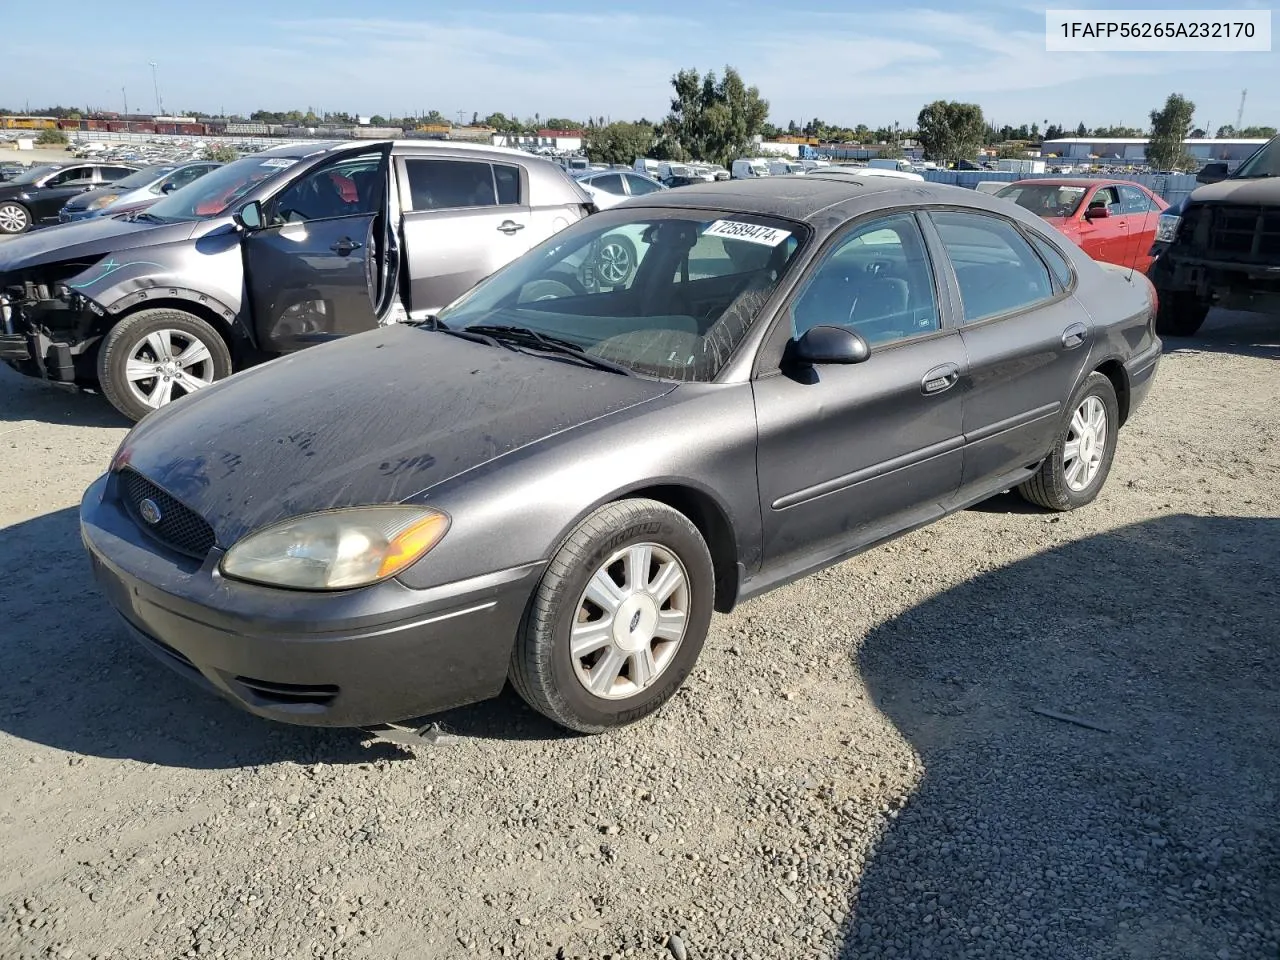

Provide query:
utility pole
left=122, top=87, right=128, bottom=118
left=1235, top=89, right=1247, bottom=131
left=149, top=60, right=163, bottom=116
left=456, top=109, right=466, bottom=127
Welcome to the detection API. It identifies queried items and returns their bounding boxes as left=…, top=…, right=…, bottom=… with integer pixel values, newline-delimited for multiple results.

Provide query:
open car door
left=243, top=144, right=396, bottom=354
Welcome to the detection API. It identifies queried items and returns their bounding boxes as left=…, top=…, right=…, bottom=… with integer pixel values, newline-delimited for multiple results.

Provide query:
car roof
left=617, top=175, right=1066, bottom=238
left=1007, top=178, right=1131, bottom=188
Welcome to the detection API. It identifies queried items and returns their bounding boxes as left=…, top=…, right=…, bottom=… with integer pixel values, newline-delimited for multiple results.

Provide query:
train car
left=154, top=123, right=177, bottom=135
left=177, top=122, right=206, bottom=135
left=131, top=122, right=157, bottom=134
left=105, top=121, right=129, bottom=132
left=56, top=119, right=79, bottom=131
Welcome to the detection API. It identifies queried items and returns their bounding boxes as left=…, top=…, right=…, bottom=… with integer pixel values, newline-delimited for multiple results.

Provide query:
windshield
left=436, top=211, right=806, bottom=381
left=12, top=165, right=60, bottom=186
left=1233, top=137, right=1280, bottom=178
left=995, top=183, right=1088, bottom=218
left=111, top=164, right=175, bottom=190
left=143, top=154, right=301, bottom=222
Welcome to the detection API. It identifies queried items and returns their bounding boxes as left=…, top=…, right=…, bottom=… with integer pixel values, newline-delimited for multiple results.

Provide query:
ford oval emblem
left=138, top=498, right=162, bottom=525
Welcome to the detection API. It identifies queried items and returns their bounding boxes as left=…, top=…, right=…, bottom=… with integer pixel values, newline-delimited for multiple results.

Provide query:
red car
left=994, top=179, right=1168, bottom=272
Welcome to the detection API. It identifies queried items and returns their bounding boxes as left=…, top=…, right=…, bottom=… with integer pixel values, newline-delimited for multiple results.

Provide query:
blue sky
left=5, top=0, right=1276, bottom=131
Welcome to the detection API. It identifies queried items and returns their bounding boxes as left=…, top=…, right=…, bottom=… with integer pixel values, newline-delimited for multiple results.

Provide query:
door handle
left=1061, top=322, right=1088, bottom=349
left=497, top=220, right=525, bottom=235
left=330, top=237, right=362, bottom=256
left=921, top=363, right=960, bottom=395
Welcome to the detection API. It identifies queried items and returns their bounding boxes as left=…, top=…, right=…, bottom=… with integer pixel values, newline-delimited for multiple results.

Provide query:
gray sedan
left=80, top=176, right=1161, bottom=734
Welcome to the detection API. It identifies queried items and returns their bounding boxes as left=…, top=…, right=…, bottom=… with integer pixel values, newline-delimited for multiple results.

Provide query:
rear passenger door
left=927, top=211, right=1090, bottom=494
left=396, top=155, right=532, bottom=313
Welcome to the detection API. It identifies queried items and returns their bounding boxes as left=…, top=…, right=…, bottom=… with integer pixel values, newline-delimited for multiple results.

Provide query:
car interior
left=482, top=219, right=803, bottom=380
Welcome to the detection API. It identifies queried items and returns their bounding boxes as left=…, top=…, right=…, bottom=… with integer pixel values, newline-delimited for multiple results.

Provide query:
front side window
left=931, top=211, right=1054, bottom=323
left=269, top=154, right=381, bottom=224
left=1087, top=186, right=1122, bottom=216
left=791, top=214, right=940, bottom=346
left=436, top=212, right=806, bottom=382
left=625, top=174, right=662, bottom=195
left=46, top=167, right=95, bottom=187
left=404, top=159, right=499, bottom=210
left=98, top=166, right=137, bottom=182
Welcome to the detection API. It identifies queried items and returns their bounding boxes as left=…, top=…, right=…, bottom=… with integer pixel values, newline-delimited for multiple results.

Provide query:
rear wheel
left=0, top=201, right=31, bottom=235
left=510, top=499, right=715, bottom=733
left=594, top=234, right=638, bottom=288
left=1154, top=293, right=1209, bottom=337
left=1018, top=372, right=1119, bottom=512
left=97, top=308, right=232, bottom=421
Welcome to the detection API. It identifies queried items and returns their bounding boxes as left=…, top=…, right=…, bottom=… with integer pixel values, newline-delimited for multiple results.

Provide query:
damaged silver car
left=0, top=140, right=594, bottom=420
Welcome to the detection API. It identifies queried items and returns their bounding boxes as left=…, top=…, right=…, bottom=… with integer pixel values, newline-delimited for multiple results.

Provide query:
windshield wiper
left=463, top=323, right=635, bottom=376
left=410, top=315, right=501, bottom=347
left=131, top=211, right=165, bottom=223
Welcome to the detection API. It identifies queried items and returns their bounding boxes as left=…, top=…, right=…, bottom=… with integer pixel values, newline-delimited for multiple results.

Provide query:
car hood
left=118, top=324, right=678, bottom=546
left=1191, top=177, right=1280, bottom=206
left=0, top=215, right=197, bottom=273
left=62, top=186, right=121, bottom=211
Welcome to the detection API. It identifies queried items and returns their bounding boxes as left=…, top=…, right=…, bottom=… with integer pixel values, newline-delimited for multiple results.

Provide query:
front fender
left=67, top=228, right=245, bottom=326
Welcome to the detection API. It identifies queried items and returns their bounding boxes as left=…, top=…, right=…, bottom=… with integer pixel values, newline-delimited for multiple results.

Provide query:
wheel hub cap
left=614, top=594, right=658, bottom=652
left=1063, top=395, right=1107, bottom=492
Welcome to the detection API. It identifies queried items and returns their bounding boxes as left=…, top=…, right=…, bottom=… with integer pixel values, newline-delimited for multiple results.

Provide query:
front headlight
left=1154, top=214, right=1181, bottom=243
left=86, top=193, right=120, bottom=211
left=220, top=506, right=449, bottom=590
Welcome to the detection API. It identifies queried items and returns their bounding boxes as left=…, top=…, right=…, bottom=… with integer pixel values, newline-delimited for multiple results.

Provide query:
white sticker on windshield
left=702, top=219, right=792, bottom=246
left=260, top=158, right=298, bottom=169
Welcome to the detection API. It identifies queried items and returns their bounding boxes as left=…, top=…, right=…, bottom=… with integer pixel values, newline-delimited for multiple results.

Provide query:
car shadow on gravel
left=843, top=514, right=1280, bottom=960
left=0, top=507, right=415, bottom=768
left=0, top=369, right=128, bottom=428
left=1161, top=308, right=1280, bottom=361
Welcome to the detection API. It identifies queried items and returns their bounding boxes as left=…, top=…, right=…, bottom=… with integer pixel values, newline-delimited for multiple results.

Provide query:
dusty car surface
left=80, top=177, right=1161, bottom=735
left=0, top=140, right=593, bottom=420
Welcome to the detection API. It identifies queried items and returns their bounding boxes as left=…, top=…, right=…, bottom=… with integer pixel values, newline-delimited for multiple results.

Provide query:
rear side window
left=930, top=211, right=1054, bottom=323
left=589, top=173, right=626, bottom=195
left=404, top=159, right=498, bottom=210
left=1118, top=184, right=1158, bottom=214
left=1028, top=234, right=1073, bottom=289
left=493, top=164, right=521, bottom=205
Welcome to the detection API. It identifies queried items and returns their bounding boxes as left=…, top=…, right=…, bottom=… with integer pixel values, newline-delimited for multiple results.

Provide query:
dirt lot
left=0, top=310, right=1277, bottom=960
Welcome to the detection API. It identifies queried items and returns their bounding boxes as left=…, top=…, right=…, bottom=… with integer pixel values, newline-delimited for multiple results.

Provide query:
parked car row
left=71, top=173, right=1161, bottom=737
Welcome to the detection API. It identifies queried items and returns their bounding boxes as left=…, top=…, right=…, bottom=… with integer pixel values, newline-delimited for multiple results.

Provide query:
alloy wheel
left=571, top=542, right=690, bottom=700
left=0, top=203, right=29, bottom=234
left=124, top=329, right=217, bottom=409
left=595, top=241, right=633, bottom=286
left=1063, top=395, right=1107, bottom=492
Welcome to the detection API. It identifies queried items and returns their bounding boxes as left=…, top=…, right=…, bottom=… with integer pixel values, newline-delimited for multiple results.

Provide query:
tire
left=594, top=233, right=638, bottom=288
left=517, top=279, right=577, bottom=303
left=1154, top=293, right=1209, bottom=337
left=510, top=498, right=715, bottom=733
left=1018, top=371, right=1119, bottom=512
left=97, top=308, right=233, bottom=422
left=0, top=201, right=31, bottom=235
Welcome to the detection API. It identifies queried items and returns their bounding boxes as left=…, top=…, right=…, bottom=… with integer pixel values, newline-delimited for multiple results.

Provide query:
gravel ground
left=0, top=308, right=1277, bottom=960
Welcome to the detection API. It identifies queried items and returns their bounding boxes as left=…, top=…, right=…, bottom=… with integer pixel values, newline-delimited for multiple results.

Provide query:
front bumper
left=79, top=473, right=543, bottom=727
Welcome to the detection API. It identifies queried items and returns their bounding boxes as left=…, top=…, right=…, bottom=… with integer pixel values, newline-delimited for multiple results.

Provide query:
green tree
left=36, top=128, right=68, bottom=145
left=1239, top=125, right=1278, bottom=138
left=1075, top=121, right=1088, bottom=136
left=584, top=121, right=656, bottom=165
left=544, top=117, right=582, bottom=131
left=660, top=65, right=769, bottom=166
left=1146, top=93, right=1196, bottom=170
left=876, top=142, right=904, bottom=159
left=1215, top=124, right=1235, bottom=138
left=915, top=100, right=986, bottom=164
left=204, top=144, right=239, bottom=163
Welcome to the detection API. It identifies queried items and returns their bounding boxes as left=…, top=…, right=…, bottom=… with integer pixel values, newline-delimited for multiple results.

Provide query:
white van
left=731, top=158, right=773, bottom=179
left=633, top=158, right=661, bottom=178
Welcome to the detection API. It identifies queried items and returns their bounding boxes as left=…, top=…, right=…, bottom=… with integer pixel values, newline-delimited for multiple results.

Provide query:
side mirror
left=1196, top=161, right=1229, bottom=184
left=160, top=181, right=179, bottom=194
left=1084, top=204, right=1110, bottom=220
left=792, top=325, right=871, bottom=365
left=234, top=199, right=263, bottom=230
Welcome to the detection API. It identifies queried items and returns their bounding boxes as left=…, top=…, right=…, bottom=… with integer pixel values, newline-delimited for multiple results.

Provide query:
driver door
left=243, top=146, right=391, bottom=354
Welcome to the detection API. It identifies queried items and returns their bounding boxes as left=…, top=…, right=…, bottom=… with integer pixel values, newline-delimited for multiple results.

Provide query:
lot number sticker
left=703, top=220, right=792, bottom=246
left=260, top=158, right=298, bottom=169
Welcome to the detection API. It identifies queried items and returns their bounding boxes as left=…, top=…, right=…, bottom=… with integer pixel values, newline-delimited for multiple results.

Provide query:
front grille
left=1188, top=204, right=1280, bottom=261
left=233, top=676, right=339, bottom=709
left=119, top=469, right=216, bottom=560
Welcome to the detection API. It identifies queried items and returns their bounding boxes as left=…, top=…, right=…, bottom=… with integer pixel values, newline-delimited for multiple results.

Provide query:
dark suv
left=1148, top=135, right=1280, bottom=335
left=0, top=162, right=140, bottom=234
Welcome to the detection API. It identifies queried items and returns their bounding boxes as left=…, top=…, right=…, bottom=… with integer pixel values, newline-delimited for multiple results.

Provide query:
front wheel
left=594, top=233, right=638, bottom=288
left=510, top=499, right=715, bottom=733
left=97, top=308, right=233, bottom=422
left=0, top=201, right=31, bottom=235
left=1154, top=293, right=1209, bottom=337
left=1018, top=371, right=1119, bottom=512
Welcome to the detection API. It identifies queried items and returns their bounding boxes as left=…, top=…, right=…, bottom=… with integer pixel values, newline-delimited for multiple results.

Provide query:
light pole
left=122, top=86, right=128, bottom=118
left=148, top=60, right=163, bottom=116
